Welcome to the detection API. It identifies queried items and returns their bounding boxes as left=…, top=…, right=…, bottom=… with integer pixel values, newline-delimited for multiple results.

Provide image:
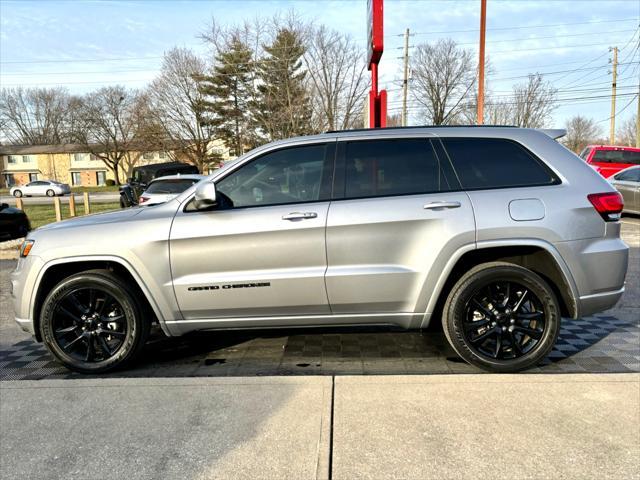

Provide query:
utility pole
left=609, top=46, right=618, bottom=144
left=401, top=28, right=410, bottom=126
left=477, top=0, right=487, bottom=125
left=636, top=75, right=640, bottom=148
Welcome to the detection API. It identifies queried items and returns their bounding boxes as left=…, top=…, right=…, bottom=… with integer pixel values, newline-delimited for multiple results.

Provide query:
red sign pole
left=367, top=0, right=386, bottom=128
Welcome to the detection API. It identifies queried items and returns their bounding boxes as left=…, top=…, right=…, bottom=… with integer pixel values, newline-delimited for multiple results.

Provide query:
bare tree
left=410, top=39, right=475, bottom=125
left=0, top=87, right=76, bottom=144
left=74, top=86, right=144, bottom=184
left=303, top=26, right=368, bottom=131
left=510, top=74, right=557, bottom=128
left=617, top=114, right=637, bottom=146
left=563, top=116, right=603, bottom=153
left=148, top=48, right=219, bottom=173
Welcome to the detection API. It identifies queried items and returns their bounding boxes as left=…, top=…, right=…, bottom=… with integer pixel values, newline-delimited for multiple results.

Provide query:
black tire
left=442, top=262, right=560, bottom=373
left=13, top=190, right=22, bottom=197
left=40, top=269, right=150, bottom=374
left=46, top=189, right=55, bottom=197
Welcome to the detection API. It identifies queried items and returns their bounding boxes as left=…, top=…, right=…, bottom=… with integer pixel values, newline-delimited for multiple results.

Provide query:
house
left=0, top=141, right=233, bottom=188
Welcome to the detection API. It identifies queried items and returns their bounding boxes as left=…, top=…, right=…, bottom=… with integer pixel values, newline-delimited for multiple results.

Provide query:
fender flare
left=420, top=238, right=581, bottom=328
left=30, top=255, right=173, bottom=337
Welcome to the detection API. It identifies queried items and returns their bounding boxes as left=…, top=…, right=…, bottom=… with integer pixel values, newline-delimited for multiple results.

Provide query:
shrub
left=105, top=179, right=116, bottom=186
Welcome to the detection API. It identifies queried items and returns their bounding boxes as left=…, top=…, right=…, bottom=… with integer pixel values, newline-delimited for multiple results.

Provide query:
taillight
left=587, top=192, right=623, bottom=221
left=139, top=196, right=149, bottom=204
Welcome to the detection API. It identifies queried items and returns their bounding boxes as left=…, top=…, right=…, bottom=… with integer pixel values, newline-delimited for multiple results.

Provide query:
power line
left=394, top=29, right=638, bottom=49
left=393, top=17, right=638, bottom=37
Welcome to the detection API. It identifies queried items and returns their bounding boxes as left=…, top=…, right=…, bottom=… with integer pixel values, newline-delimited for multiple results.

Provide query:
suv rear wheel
left=442, top=262, right=560, bottom=373
left=40, top=270, right=150, bottom=373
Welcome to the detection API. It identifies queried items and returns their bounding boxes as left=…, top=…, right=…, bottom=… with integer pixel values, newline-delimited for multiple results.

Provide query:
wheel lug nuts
left=501, top=326, right=507, bottom=332
left=510, top=319, right=515, bottom=324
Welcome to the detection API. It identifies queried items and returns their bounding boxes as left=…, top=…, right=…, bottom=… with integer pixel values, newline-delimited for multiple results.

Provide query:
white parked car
left=138, top=174, right=206, bottom=206
left=10, top=180, right=71, bottom=198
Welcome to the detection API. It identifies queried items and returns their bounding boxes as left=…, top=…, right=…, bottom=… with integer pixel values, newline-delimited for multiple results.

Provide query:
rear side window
left=440, top=138, right=559, bottom=190
left=593, top=149, right=640, bottom=165
left=343, top=139, right=454, bottom=199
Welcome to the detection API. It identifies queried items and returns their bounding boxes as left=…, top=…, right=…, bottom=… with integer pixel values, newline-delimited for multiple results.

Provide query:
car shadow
left=1, top=314, right=637, bottom=380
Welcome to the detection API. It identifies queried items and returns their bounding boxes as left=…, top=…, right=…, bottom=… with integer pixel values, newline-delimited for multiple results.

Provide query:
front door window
left=96, top=171, right=106, bottom=186
left=71, top=172, right=82, bottom=186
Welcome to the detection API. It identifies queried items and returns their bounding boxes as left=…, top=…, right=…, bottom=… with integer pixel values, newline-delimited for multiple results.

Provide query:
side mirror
left=193, top=182, right=217, bottom=210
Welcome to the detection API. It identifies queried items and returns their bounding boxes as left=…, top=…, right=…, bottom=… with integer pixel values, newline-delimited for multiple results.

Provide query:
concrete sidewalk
left=1, top=374, right=638, bottom=480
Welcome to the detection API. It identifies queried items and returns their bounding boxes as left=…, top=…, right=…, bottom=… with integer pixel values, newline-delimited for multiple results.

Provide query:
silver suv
left=11, top=127, right=629, bottom=373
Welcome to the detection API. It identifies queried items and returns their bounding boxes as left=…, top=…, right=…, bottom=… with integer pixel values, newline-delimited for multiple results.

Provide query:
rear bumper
left=555, top=235, right=628, bottom=317
left=578, top=287, right=625, bottom=318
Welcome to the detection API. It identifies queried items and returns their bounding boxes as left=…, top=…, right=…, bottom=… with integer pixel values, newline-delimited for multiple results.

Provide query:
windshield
left=145, top=179, right=200, bottom=194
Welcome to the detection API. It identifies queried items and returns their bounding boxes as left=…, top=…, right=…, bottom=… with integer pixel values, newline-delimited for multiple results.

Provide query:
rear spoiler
left=538, top=129, right=566, bottom=140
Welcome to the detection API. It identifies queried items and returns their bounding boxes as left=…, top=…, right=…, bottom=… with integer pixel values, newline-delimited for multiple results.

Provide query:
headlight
left=20, top=240, right=35, bottom=258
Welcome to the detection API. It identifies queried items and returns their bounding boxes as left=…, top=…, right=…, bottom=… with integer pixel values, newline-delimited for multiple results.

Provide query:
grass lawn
left=22, top=202, right=121, bottom=229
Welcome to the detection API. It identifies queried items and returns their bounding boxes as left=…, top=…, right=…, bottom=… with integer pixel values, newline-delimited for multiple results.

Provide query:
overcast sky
left=1, top=0, right=638, bottom=130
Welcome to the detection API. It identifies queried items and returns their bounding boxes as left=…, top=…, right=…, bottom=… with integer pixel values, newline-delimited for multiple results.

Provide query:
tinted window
left=593, top=149, right=640, bottom=165
left=579, top=148, right=590, bottom=160
left=146, top=179, right=200, bottom=194
left=216, top=144, right=331, bottom=208
left=441, top=138, right=558, bottom=190
left=614, top=168, right=640, bottom=182
left=344, top=139, right=452, bottom=199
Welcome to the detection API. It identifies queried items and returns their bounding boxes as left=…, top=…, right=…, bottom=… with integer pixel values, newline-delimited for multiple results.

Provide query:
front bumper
left=10, top=255, right=44, bottom=339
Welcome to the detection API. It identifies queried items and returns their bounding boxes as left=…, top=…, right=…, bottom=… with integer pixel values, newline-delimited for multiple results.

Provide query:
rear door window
left=342, top=138, right=456, bottom=199
left=440, top=137, right=559, bottom=190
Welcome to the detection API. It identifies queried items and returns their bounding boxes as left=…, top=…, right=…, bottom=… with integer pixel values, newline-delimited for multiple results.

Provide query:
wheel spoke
left=96, top=293, right=113, bottom=316
left=88, top=289, right=96, bottom=311
left=464, top=319, right=490, bottom=332
left=62, top=334, right=85, bottom=352
left=502, top=282, right=511, bottom=307
left=471, top=298, right=493, bottom=318
left=513, top=289, right=528, bottom=312
left=513, top=325, right=543, bottom=340
left=57, top=305, right=82, bottom=324
left=97, top=335, right=112, bottom=357
left=85, top=336, right=95, bottom=362
left=55, top=325, right=78, bottom=335
left=66, top=293, right=88, bottom=316
left=517, top=311, right=544, bottom=321
left=508, top=331, right=523, bottom=355
left=470, top=327, right=496, bottom=345
left=493, top=335, right=502, bottom=358
left=100, top=329, right=125, bottom=340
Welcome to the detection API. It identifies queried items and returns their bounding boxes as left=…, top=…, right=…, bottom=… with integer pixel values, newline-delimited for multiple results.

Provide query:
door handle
left=423, top=201, right=462, bottom=210
left=282, top=212, right=318, bottom=221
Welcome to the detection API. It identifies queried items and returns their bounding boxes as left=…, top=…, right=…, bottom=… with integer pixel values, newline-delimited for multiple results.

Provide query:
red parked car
left=580, top=145, right=640, bottom=178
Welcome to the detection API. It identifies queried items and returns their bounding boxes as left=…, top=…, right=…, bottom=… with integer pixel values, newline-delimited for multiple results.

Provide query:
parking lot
left=1, top=218, right=638, bottom=380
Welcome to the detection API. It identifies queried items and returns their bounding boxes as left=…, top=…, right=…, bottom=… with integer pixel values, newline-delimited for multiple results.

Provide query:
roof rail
left=324, top=125, right=518, bottom=134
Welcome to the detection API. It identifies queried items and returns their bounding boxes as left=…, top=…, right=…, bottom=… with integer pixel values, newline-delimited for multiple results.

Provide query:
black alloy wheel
left=51, top=287, right=128, bottom=363
left=41, top=270, right=149, bottom=373
left=462, top=280, right=546, bottom=360
left=443, top=262, right=560, bottom=373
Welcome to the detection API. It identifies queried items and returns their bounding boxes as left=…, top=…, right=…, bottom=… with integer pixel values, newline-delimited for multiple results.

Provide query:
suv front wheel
left=442, top=262, right=560, bottom=373
left=40, top=270, right=150, bottom=373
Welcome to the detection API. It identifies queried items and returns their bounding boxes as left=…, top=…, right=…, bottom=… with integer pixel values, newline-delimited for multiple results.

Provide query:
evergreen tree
left=200, top=36, right=255, bottom=157
left=253, top=28, right=312, bottom=141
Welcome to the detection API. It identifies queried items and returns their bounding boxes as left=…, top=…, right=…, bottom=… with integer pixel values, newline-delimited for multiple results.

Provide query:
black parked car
left=119, top=162, right=200, bottom=207
left=0, top=203, right=31, bottom=240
